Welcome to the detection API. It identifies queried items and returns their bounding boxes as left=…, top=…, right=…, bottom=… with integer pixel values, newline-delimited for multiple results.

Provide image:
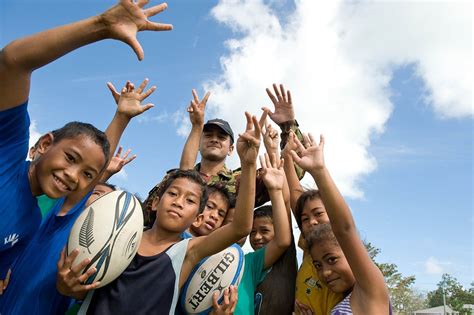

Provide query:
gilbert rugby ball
left=67, top=190, right=143, bottom=288
left=181, top=243, right=245, bottom=314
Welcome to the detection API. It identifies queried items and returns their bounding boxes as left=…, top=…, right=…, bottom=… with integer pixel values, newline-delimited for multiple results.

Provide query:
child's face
left=33, top=135, right=106, bottom=198
left=155, top=177, right=202, bottom=233
left=301, top=198, right=329, bottom=239
left=191, top=191, right=229, bottom=236
left=199, top=126, right=233, bottom=162
left=310, top=241, right=355, bottom=293
left=85, top=184, right=114, bottom=207
left=249, top=217, right=274, bottom=251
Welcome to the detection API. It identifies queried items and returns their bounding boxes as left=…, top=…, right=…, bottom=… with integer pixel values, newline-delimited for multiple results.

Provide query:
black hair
left=207, top=182, right=235, bottom=210
left=144, top=170, right=209, bottom=228
left=51, top=121, right=110, bottom=165
left=295, top=189, right=322, bottom=229
left=306, top=222, right=339, bottom=250
left=253, top=204, right=273, bottom=220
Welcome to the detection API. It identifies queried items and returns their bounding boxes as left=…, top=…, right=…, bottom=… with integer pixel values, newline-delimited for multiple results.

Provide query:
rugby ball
left=67, top=190, right=143, bottom=288
left=181, top=243, right=245, bottom=314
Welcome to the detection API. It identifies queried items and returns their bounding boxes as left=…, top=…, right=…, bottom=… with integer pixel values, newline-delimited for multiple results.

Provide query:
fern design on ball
left=79, top=207, right=95, bottom=254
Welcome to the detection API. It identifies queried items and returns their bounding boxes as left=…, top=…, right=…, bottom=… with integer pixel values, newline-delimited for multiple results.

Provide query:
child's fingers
left=121, top=148, right=131, bottom=160
left=212, top=291, right=220, bottom=309
left=229, top=286, right=238, bottom=311
left=124, top=154, right=137, bottom=165
left=287, top=90, right=292, bottom=104
left=141, top=86, right=156, bottom=100
left=265, top=88, right=278, bottom=105
left=144, top=3, right=169, bottom=18
left=57, top=247, right=66, bottom=269
left=77, top=266, right=97, bottom=284
left=259, top=155, right=266, bottom=170
left=222, top=287, right=230, bottom=307
left=264, top=153, right=271, bottom=168
left=258, top=109, right=268, bottom=129
left=126, top=37, right=144, bottom=61
left=141, top=103, right=155, bottom=113
left=252, top=115, right=261, bottom=136
left=70, top=257, right=92, bottom=277
left=136, top=78, right=149, bottom=94
left=136, top=0, right=149, bottom=8
left=106, top=82, right=120, bottom=104
left=290, top=150, right=303, bottom=166
left=244, top=112, right=252, bottom=131
left=201, top=91, right=211, bottom=105
left=191, top=89, right=199, bottom=103
left=64, top=249, right=79, bottom=270
left=115, top=146, right=123, bottom=157
left=319, top=134, right=325, bottom=148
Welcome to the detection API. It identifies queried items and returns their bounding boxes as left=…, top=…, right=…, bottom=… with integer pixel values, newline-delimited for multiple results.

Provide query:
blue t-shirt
left=0, top=192, right=91, bottom=314
left=0, top=102, right=41, bottom=279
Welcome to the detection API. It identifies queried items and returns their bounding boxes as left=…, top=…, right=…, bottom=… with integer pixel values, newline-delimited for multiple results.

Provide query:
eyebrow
left=69, top=148, right=100, bottom=175
left=322, top=253, right=336, bottom=259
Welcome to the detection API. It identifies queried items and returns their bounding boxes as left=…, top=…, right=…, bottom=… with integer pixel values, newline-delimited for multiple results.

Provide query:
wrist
left=309, top=166, right=327, bottom=178
left=278, top=119, right=298, bottom=132
left=114, top=111, right=132, bottom=122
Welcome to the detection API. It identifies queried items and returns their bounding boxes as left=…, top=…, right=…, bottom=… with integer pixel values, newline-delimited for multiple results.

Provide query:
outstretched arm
left=291, top=134, right=388, bottom=301
left=258, top=153, right=291, bottom=269
left=282, top=130, right=304, bottom=213
left=180, top=89, right=210, bottom=169
left=0, top=0, right=172, bottom=110
left=182, top=112, right=260, bottom=285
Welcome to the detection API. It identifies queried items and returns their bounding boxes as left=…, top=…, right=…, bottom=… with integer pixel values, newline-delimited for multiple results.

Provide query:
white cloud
left=201, top=0, right=472, bottom=198
left=424, top=256, right=445, bottom=275
left=28, top=120, right=42, bottom=157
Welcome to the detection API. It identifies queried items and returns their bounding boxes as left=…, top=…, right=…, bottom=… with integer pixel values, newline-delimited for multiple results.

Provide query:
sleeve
left=278, top=120, right=305, bottom=179
left=0, top=102, right=30, bottom=181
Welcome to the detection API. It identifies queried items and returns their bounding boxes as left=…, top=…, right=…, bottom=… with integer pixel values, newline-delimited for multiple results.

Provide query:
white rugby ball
left=181, top=244, right=245, bottom=314
left=67, top=190, right=143, bottom=288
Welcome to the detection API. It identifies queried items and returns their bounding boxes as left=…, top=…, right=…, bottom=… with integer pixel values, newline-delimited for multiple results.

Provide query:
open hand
left=236, top=112, right=261, bottom=166
left=56, top=248, right=100, bottom=300
left=260, top=153, right=285, bottom=191
left=106, top=146, right=136, bottom=176
left=263, top=83, right=294, bottom=125
left=99, top=0, right=173, bottom=60
left=108, top=78, right=156, bottom=119
left=290, top=133, right=325, bottom=172
left=187, top=89, right=210, bottom=126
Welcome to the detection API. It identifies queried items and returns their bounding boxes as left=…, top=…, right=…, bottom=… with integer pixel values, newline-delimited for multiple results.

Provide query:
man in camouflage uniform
left=144, top=84, right=304, bottom=226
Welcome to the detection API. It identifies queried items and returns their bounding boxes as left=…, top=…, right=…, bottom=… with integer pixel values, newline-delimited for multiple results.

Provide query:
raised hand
left=56, top=248, right=100, bottom=300
left=105, top=146, right=136, bottom=176
left=108, top=78, right=156, bottom=119
left=260, top=153, right=285, bottom=191
left=290, top=133, right=325, bottom=173
left=262, top=123, right=280, bottom=157
left=295, top=300, right=314, bottom=315
left=237, top=112, right=261, bottom=166
left=263, top=83, right=294, bottom=125
left=187, top=89, right=210, bottom=126
left=210, top=285, right=238, bottom=315
left=99, top=1, right=173, bottom=60
left=281, top=130, right=298, bottom=157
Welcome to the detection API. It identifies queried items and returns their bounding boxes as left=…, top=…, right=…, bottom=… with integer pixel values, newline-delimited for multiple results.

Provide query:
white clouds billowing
left=202, top=0, right=472, bottom=198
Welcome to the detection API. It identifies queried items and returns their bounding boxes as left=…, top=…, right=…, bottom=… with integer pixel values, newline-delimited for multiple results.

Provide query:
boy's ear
left=192, top=214, right=205, bottom=229
left=36, top=133, right=54, bottom=156
left=228, top=143, right=234, bottom=156
left=151, top=196, right=160, bottom=211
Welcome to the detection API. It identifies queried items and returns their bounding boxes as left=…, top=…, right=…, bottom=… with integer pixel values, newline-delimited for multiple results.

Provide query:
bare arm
left=180, top=90, right=209, bottom=169
left=182, top=113, right=260, bottom=282
left=291, top=134, right=388, bottom=301
left=0, top=0, right=172, bottom=110
left=282, top=131, right=304, bottom=213
left=259, top=154, right=291, bottom=269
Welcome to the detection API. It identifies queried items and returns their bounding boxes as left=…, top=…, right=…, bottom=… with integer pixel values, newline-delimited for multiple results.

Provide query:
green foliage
left=427, top=274, right=474, bottom=315
left=364, top=241, right=427, bottom=313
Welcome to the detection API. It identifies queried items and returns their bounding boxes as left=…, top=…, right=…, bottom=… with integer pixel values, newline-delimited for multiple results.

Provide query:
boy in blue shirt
left=0, top=0, right=172, bottom=289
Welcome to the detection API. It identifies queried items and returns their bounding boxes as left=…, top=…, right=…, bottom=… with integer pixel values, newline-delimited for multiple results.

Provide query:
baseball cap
left=203, top=118, right=234, bottom=143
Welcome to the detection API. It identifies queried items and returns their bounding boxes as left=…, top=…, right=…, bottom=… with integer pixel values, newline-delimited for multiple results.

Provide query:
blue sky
left=1, top=0, right=471, bottom=293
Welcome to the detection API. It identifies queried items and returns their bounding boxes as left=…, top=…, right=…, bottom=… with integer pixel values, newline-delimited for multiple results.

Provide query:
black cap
left=203, top=118, right=234, bottom=143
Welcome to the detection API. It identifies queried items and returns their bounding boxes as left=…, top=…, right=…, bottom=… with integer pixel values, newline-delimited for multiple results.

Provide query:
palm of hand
left=298, top=147, right=324, bottom=171
left=237, top=135, right=260, bottom=164
left=262, top=168, right=285, bottom=190
left=106, top=156, right=123, bottom=174
left=118, top=93, right=143, bottom=117
left=102, top=2, right=144, bottom=40
left=271, top=103, right=294, bottom=125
